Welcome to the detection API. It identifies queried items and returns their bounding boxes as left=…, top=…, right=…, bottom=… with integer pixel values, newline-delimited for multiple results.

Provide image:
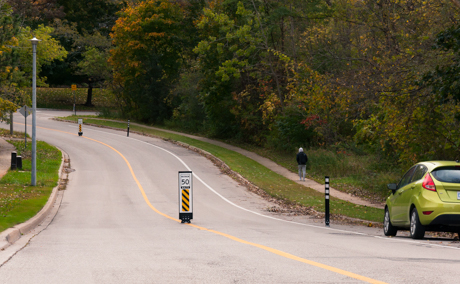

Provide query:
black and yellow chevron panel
left=181, top=189, right=190, bottom=212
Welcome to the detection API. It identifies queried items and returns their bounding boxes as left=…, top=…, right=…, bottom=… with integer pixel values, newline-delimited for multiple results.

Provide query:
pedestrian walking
left=296, top=147, right=308, bottom=181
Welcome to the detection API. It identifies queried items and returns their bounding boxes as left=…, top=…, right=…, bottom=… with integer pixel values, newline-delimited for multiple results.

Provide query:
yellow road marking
left=189, top=223, right=386, bottom=283
left=31, top=123, right=387, bottom=284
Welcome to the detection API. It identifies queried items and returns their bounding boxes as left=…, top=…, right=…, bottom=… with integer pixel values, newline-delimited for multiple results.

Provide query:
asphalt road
left=0, top=110, right=459, bottom=284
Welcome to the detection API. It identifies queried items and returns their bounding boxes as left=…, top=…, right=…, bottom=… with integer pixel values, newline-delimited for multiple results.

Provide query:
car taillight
left=422, top=173, right=436, bottom=191
left=423, top=211, right=433, bottom=215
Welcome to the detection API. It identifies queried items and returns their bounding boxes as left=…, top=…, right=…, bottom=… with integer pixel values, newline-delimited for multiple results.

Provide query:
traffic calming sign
left=179, top=171, right=193, bottom=223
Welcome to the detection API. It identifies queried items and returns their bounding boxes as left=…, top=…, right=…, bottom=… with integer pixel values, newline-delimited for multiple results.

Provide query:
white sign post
left=179, top=171, right=193, bottom=223
left=18, top=105, right=31, bottom=147
left=78, top=118, right=83, bottom=136
left=71, top=84, right=77, bottom=116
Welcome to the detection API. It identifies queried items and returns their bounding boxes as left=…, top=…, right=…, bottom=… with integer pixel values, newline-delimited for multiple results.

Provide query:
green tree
left=295, top=0, right=460, bottom=161
left=16, top=24, right=68, bottom=86
left=1, top=0, right=24, bottom=119
left=75, top=46, right=111, bottom=106
left=39, top=0, right=123, bottom=97
left=193, top=0, right=330, bottom=140
left=56, top=0, right=122, bottom=35
left=0, top=2, right=67, bottom=119
left=422, top=25, right=460, bottom=102
left=110, top=0, right=190, bottom=122
left=0, top=0, right=21, bottom=87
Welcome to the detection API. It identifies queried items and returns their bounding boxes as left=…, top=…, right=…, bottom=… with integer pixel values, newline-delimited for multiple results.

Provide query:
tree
left=1, top=1, right=67, bottom=120
left=110, top=0, right=190, bottom=122
left=193, top=0, right=331, bottom=140
left=0, top=0, right=21, bottom=87
left=422, top=25, right=460, bottom=102
left=39, top=0, right=123, bottom=94
left=75, top=47, right=111, bottom=106
left=16, top=24, right=68, bottom=86
left=6, top=0, right=65, bottom=27
left=0, top=0, right=22, bottom=119
left=56, top=0, right=122, bottom=35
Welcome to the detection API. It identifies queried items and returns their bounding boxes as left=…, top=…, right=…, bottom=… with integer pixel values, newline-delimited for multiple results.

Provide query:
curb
left=0, top=148, right=69, bottom=250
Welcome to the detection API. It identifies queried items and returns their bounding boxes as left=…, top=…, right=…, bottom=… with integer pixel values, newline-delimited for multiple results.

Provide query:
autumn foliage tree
left=191, top=0, right=330, bottom=141
left=7, top=0, right=65, bottom=26
left=75, top=0, right=460, bottom=165
left=296, top=0, right=460, bottom=164
left=110, top=0, right=190, bottom=122
left=1, top=1, right=66, bottom=120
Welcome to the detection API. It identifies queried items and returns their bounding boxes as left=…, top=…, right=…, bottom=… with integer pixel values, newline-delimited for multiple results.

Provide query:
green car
left=384, top=161, right=460, bottom=239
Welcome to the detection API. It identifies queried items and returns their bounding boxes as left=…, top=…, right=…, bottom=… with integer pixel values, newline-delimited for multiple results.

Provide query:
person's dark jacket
left=296, top=152, right=308, bottom=165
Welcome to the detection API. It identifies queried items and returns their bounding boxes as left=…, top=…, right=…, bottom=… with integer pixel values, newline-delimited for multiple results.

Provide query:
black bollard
left=16, top=156, right=22, bottom=170
left=11, top=152, right=17, bottom=170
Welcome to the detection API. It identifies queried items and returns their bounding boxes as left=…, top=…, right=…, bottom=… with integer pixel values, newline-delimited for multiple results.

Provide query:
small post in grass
left=11, top=152, right=17, bottom=170
left=127, top=120, right=130, bottom=137
left=325, top=176, right=330, bottom=227
left=17, top=156, right=22, bottom=170
left=71, top=84, right=77, bottom=116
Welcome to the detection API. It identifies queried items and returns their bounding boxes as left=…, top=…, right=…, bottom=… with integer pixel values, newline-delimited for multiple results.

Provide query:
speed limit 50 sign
left=178, top=171, right=193, bottom=223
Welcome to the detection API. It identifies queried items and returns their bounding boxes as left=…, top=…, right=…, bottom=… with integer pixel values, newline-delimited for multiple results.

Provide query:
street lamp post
left=31, top=37, right=39, bottom=186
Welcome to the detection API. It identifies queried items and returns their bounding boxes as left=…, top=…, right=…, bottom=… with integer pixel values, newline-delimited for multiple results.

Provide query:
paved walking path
left=0, top=137, right=15, bottom=178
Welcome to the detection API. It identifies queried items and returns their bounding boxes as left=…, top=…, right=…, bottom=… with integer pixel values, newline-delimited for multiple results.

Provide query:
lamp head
left=30, top=37, right=40, bottom=46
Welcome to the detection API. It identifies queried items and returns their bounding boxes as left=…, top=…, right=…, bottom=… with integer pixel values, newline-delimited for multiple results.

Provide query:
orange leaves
left=109, top=0, right=189, bottom=122
left=301, top=115, right=328, bottom=129
left=129, top=61, right=140, bottom=68
left=147, top=32, right=166, bottom=38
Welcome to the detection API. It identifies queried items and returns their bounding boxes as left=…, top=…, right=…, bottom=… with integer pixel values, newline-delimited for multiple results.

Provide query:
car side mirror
left=387, top=183, right=398, bottom=194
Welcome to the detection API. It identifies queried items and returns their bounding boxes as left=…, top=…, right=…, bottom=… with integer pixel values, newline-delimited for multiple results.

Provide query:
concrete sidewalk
left=85, top=118, right=384, bottom=209
left=0, top=137, right=15, bottom=178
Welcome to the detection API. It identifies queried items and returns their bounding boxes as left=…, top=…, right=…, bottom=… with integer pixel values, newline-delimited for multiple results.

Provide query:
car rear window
left=432, top=167, right=460, bottom=183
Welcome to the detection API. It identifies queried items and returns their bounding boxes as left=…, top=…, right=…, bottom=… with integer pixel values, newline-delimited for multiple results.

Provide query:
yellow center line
left=34, top=123, right=387, bottom=284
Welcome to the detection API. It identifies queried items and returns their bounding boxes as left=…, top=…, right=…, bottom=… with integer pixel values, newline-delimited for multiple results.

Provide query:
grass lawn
left=35, top=87, right=117, bottom=110
left=0, top=137, right=61, bottom=233
left=232, top=144, right=400, bottom=204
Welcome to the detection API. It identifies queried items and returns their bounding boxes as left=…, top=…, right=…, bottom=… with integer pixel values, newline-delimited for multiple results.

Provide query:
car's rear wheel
left=383, top=207, right=397, bottom=236
left=410, top=207, right=425, bottom=239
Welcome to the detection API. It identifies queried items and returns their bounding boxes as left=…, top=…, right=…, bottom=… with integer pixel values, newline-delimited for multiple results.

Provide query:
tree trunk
left=10, top=111, right=13, bottom=135
left=85, top=81, right=94, bottom=107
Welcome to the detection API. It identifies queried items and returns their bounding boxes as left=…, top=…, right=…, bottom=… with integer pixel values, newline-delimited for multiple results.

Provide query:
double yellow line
left=41, top=124, right=388, bottom=284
